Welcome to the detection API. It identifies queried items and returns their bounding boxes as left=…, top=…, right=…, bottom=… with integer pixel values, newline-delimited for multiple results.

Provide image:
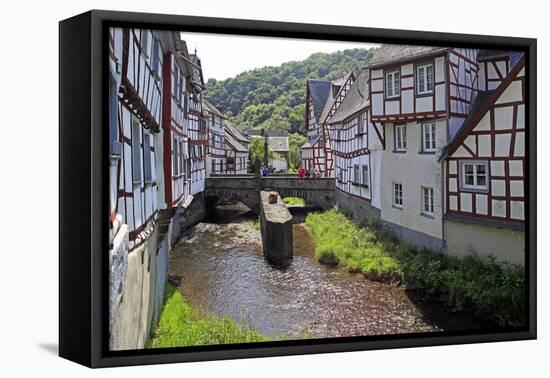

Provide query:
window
left=108, top=73, right=121, bottom=156
left=353, top=164, right=360, bottom=184
left=172, top=69, right=179, bottom=99
left=131, top=116, right=142, bottom=184
left=357, top=112, right=365, bottom=135
left=143, top=133, right=153, bottom=182
left=173, top=137, right=179, bottom=175
left=393, top=183, right=403, bottom=208
left=385, top=70, right=400, bottom=98
left=416, top=63, right=434, bottom=95
left=141, top=30, right=149, bottom=57
left=395, top=124, right=407, bottom=151
left=362, top=165, right=369, bottom=188
left=422, top=187, right=434, bottom=215
left=179, top=140, right=185, bottom=176
left=337, top=168, right=343, bottom=183
left=422, top=122, right=436, bottom=152
left=151, top=36, right=160, bottom=77
left=461, top=161, right=488, bottom=191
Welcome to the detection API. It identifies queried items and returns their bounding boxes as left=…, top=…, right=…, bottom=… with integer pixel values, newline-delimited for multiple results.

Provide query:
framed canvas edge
left=58, top=9, right=537, bottom=369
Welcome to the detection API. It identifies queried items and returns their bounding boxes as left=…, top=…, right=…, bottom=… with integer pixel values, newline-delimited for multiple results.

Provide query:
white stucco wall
left=380, top=119, right=447, bottom=248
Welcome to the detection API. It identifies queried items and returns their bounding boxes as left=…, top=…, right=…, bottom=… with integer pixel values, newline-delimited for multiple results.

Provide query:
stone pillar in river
left=259, top=191, right=293, bottom=266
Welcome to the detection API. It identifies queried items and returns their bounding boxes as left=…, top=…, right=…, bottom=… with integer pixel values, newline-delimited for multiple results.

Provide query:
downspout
left=441, top=53, right=450, bottom=253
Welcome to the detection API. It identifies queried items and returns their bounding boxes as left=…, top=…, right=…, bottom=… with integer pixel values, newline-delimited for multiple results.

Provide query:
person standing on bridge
left=298, top=166, right=305, bottom=178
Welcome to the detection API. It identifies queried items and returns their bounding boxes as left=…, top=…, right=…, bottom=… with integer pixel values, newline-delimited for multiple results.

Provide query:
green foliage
left=204, top=48, right=377, bottom=134
left=147, top=284, right=270, bottom=348
left=283, top=197, right=305, bottom=205
left=305, top=209, right=526, bottom=324
left=249, top=138, right=274, bottom=167
left=243, top=217, right=261, bottom=231
left=287, top=133, right=307, bottom=170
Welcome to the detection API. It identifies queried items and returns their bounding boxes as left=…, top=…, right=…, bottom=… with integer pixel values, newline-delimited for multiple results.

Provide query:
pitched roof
left=225, top=121, right=249, bottom=144
left=329, top=69, right=370, bottom=123
left=267, top=136, right=289, bottom=152
left=225, top=132, right=248, bottom=153
left=244, top=129, right=288, bottom=137
left=202, top=98, right=225, bottom=118
left=442, top=56, right=525, bottom=160
left=302, top=133, right=322, bottom=149
left=307, top=80, right=332, bottom=123
left=367, top=44, right=447, bottom=67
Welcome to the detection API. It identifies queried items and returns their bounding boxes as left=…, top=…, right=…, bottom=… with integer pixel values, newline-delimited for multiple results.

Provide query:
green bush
left=283, top=197, right=305, bottom=205
left=147, top=284, right=270, bottom=348
left=304, top=208, right=525, bottom=324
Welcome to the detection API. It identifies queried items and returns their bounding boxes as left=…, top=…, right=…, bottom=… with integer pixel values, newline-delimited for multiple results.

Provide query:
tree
left=249, top=137, right=274, bottom=168
left=203, top=47, right=377, bottom=134
left=286, top=133, right=307, bottom=170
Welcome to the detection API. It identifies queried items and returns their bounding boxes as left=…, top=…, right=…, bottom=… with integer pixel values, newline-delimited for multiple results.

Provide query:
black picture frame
left=59, top=9, right=537, bottom=368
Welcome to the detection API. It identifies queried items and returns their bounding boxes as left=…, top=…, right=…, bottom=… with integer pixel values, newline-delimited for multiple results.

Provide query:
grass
left=304, top=208, right=526, bottom=324
left=243, top=218, right=261, bottom=230
left=283, top=197, right=305, bottom=205
left=147, top=284, right=270, bottom=348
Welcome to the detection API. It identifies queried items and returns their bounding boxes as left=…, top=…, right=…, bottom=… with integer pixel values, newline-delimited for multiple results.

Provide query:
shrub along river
left=168, top=204, right=496, bottom=340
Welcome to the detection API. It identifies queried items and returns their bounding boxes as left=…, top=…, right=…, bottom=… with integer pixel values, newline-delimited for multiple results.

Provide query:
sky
left=181, top=32, right=380, bottom=81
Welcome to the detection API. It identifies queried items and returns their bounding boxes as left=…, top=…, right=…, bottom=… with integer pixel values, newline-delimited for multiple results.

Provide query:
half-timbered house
left=301, top=74, right=355, bottom=176
left=327, top=68, right=385, bottom=221
left=187, top=54, right=208, bottom=194
left=224, top=121, right=250, bottom=174
left=443, top=56, right=525, bottom=264
left=160, top=33, right=192, bottom=213
left=361, top=45, right=483, bottom=251
left=108, top=27, right=165, bottom=350
left=203, top=99, right=226, bottom=175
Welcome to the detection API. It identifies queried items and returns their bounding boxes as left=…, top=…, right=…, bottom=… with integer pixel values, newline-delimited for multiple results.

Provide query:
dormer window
left=416, top=63, right=434, bottom=95
left=385, top=70, right=400, bottom=99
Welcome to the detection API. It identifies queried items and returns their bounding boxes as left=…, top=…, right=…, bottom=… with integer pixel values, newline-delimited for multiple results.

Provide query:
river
left=168, top=204, right=495, bottom=339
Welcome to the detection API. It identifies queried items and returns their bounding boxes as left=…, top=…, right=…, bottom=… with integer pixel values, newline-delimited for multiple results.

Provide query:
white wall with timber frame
left=445, top=58, right=525, bottom=227
left=112, top=28, right=163, bottom=248
left=187, top=94, right=207, bottom=194
left=330, top=108, right=384, bottom=209
left=161, top=51, right=191, bottom=209
left=206, top=110, right=226, bottom=175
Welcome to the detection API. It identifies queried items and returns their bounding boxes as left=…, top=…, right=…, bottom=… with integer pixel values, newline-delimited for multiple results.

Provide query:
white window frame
left=460, top=161, right=489, bottom=191
left=357, top=112, right=365, bottom=135
left=385, top=70, right=401, bottom=99
left=416, top=63, right=434, bottom=95
left=422, top=122, right=436, bottom=152
left=141, top=30, right=150, bottom=58
left=395, top=124, right=407, bottom=151
left=361, top=165, right=369, bottom=188
left=143, top=132, right=153, bottom=183
left=393, top=182, right=403, bottom=208
left=131, top=115, right=142, bottom=184
left=353, top=164, right=360, bottom=184
left=421, top=186, right=434, bottom=216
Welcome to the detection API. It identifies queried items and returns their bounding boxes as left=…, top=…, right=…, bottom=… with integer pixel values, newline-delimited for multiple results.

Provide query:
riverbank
left=305, top=208, right=525, bottom=325
left=147, top=283, right=270, bottom=348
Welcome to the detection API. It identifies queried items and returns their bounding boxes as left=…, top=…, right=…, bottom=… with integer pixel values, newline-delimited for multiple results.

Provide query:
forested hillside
left=204, top=48, right=376, bottom=135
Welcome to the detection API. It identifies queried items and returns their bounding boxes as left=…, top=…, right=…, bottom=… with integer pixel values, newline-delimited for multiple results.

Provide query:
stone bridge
left=205, top=174, right=336, bottom=213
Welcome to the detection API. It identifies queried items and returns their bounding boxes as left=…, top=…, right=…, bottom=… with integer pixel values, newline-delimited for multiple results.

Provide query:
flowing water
left=169, top=204, right=495, bottom=339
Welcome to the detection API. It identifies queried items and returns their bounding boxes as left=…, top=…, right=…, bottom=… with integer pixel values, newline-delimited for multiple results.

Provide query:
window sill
left=418, top=150, right=436, bottom=155
left=392, top=150, right=407, bottom=154
left=420, top=212, right=435, bottom=219
left=392, top=204, right=403, bottom=210
left=415, top=91, right=433, bottom=98
left=385, top=96, right=400, bottom=100
left=461, top=187, right=489, bottom=194
left=359, top=184, right=369, bottom=189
